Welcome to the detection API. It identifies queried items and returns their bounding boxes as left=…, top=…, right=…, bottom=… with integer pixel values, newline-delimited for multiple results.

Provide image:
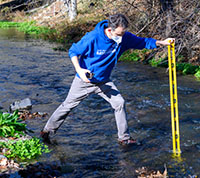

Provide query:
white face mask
left=111, top=35, right=122, bottom=44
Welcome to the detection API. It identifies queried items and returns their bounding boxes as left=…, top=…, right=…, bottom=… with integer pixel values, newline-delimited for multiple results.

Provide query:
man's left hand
left=156, top=38, right=175, bottom=46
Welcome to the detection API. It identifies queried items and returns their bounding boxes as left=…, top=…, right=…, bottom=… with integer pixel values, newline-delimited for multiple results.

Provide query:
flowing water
left=0, top=28, right=199, bottom=177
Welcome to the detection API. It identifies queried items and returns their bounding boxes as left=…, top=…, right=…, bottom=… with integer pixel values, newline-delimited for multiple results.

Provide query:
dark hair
left=108, top=14, right=129, bottom=30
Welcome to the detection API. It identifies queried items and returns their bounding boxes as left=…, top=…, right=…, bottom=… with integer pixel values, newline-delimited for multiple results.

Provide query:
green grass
left=0, top=21, right=55, bottom=35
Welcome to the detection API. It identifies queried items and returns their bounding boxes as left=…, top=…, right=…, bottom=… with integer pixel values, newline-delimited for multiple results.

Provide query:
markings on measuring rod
left=168, top=42, right=181, bottom=156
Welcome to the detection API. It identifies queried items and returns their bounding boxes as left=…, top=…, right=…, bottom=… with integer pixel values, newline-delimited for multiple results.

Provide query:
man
left=41, top=14, right=174, bottom=145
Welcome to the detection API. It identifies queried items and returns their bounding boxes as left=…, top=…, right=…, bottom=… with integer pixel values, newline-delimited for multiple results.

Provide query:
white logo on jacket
left=96, top=47, right=116, bottom=55
left=96, top=50, right=106, bottom=55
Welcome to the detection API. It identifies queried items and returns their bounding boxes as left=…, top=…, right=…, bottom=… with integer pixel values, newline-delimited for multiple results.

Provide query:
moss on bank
left=0, top=16, right=102, bottom=48
left=0, top=21, right=54, bottom=34
left=119, top=50, right=200, bottom=80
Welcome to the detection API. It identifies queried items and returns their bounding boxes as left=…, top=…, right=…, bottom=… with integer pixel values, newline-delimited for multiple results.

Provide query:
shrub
left=195, top=70, right=200, bottom=80
left=176, top=63, right=199, bottom=75
left=149, top=58, right=163, bottom=67
left=0, top=111, right=29, bottom=138
left=119, top=50, right=141, bottom=62
left=0, top=137, right=50, bottom=160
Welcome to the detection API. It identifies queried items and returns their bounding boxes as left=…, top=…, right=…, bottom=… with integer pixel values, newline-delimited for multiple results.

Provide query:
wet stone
left=0, top=157, right=21, bottom=176
left=0, top=155, right=8, bottom=166
left=10, top=98, right=32, bottom=112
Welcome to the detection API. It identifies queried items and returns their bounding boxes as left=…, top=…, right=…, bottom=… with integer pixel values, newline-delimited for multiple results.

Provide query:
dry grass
left=0, top=0, right=13, bottom=4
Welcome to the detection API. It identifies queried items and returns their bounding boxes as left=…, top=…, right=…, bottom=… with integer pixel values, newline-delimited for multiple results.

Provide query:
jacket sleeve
left=124, top=32, right=157, bottom=50
left=68, top=33, right=94, bottom=59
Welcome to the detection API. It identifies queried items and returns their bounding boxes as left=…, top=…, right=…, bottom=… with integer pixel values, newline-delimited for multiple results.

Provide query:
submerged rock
left=0, top=155, right=20, bottom=175
left=9, top=98, right=32, bottom=112
left=0, top=155, right=8, bottom=166
left=18, top=110, right=48, bottom=120
left=135, top=166, right=168, bottom=178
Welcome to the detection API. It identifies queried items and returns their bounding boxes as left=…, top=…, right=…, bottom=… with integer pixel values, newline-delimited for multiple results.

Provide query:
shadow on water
left=0, top=28, right=199, bottom=177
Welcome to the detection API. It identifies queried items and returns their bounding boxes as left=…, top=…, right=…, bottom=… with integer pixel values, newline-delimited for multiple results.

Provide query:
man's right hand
left=71, top=56, right=91, bottom=83
left=77, top=68, right=91, bottom=83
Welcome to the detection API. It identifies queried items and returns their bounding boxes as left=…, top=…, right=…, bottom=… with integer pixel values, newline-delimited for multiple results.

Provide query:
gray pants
left=43, top=76, right=130, bottom=141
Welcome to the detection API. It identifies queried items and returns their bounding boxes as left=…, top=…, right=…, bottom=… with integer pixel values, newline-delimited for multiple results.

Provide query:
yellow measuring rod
left=168, top=41, right=181, bottom=156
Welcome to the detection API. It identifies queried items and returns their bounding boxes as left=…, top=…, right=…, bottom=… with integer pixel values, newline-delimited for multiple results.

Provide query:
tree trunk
left=69, top=0, right=77, bottom=21
left=160, top=0, right=173, bottom=12
left=61, top=0, right=77, bottom=21
left=166, top=9, right=172, bottom=37
left=159, top=0, right=174, bottom=37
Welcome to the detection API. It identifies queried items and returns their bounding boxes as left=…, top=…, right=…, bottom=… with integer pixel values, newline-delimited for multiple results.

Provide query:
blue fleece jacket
left=69, top=20, right=157, bottom=83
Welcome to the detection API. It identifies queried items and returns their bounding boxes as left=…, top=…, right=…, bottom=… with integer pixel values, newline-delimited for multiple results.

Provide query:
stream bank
left=1, top=19, right=200, bottom=81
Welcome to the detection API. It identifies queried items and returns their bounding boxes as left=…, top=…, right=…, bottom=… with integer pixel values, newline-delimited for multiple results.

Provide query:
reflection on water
left=0, top=28, right=199, bottom=177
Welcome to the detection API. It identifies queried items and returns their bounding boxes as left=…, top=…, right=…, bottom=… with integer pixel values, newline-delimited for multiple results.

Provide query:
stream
left=0, top=28, right=199, bottom=177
